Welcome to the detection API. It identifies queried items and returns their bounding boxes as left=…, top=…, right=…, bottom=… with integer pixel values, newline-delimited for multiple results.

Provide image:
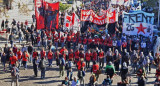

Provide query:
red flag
left=45, top=2, right=59, bottom=30
left=35, top=0, right=45, bottom=29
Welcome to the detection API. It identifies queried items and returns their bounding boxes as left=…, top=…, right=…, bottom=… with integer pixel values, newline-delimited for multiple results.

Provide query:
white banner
left=123, top=23, right=153, bottom=37
left=123, top=11, right=154, bottom=37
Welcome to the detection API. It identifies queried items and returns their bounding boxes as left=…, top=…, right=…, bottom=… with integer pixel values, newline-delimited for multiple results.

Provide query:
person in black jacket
left=138, top=76, right=146, bottom=86
left=9, top=33, right=14, bottom=48
left=33, top=56, right=39, bottom=77
left=28, top=44, right=34, bottom=63
left=120, top=62, right=128, bottom=82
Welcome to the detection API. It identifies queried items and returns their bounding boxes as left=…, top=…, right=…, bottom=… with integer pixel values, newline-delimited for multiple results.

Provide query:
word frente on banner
left=122, top=11, right=154, bottom=37
left=80, top=10, right=116, bottom=25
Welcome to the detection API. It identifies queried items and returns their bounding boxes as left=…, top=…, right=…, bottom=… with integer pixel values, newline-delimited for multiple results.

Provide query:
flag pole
left=34, top=0, right=37, bottom=30
left=158, top=0, right=160, bottom=27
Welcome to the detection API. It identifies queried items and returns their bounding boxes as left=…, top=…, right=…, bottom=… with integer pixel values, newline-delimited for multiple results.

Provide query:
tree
left=59, top=2, right=71, bottom=12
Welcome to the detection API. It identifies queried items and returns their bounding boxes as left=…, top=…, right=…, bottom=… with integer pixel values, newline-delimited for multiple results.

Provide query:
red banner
left=45, top=2, right=59, bottom=30
left=81, top=10, right=116, bottom=25
left=35, top=0, right=45, bottom=29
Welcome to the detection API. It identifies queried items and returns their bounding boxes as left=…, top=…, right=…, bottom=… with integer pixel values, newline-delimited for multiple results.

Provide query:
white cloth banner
left=111, top=0, right=117, bottom=4
left=117, top=0, right=124, bottom=5
left=123, top=11, right=154, bottom=37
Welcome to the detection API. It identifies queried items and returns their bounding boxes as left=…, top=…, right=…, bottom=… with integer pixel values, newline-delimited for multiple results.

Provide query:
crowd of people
left=0, top=0, right=160, bottom=86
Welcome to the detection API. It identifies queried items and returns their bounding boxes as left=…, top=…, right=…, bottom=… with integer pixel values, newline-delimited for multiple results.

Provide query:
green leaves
left=59, top=2, right=71, bottom=12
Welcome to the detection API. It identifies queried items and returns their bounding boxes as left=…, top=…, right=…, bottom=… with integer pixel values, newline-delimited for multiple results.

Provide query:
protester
left=62, top=77, right=70, bottom=86
left=92, top=61, right=100, bottom=81
left=1, top=52, right=6, bottom=71
left=11, top=64, right=19, bottom=86
left=59, top=53, right=65, bottom=77
left=47, top=49, right=53, bottom=67
left=89, top=74, right=97, bottom=86
left=66, top=59, right=73, bottom=81
left=120, top=62, right=128, bottom=82
left=102, top=75, right=112, bottom=86
left=33, top=56, right=39, bottom=77
left=22, top=51, right=29, bottom=70
left=71, top=76, right=80, bottom=86
left=39, top=57, right=47, bottom=79
left=105, top=62, right=115, bottom=79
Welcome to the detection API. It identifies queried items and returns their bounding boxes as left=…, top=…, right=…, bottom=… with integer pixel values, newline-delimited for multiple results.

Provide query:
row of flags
left=63, top=12, right=80, bottom=31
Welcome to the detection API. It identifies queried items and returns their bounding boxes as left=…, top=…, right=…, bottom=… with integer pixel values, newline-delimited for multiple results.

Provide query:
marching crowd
left=0, top=0, right=160, bottom=86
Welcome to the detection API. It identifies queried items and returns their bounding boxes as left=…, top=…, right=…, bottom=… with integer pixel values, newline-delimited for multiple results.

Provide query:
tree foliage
left=59, top=2, right=71, bottom=12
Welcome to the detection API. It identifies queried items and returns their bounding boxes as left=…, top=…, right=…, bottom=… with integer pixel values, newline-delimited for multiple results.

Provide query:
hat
left=108, top=61, right=112, bottom=65
left=80, top=58, right=84, bottom=61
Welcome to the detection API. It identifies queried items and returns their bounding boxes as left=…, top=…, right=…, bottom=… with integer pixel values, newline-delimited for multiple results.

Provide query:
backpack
left=78, top=71, right=83, bottom=79
left=40, top=60, right=46, bottom=68
left=11, top=67, right=17, bottom=76
left=65, top=62, right=71, bottom=70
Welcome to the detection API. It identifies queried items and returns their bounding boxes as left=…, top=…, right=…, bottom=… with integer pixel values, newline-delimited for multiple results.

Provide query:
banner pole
left=34, top=0, right=37, bottom=30
left=158, top=0, right=160, bottom=27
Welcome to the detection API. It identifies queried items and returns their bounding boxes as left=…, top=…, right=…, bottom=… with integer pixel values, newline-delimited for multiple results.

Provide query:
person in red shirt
left=47, top=49, right=53, bottom=67
left=60, top=35, right=65, bottom=48
left=79, top=50, right=84, bottom=59
left=22, top=51, right=29, bottom=69
left=68, top=49, right=74, bottom=61
left=32, top=49, right=38, bottom=60
left=122, top=40, right=127, bottom=52
left=87, top=36, right=92, bottom=49
left=54, top=35, right=59, bottom=50
left=104, top=38, right=108, bottom=52
left=40, top=48, right=46, bottom=58
left=99, top=49, right=104, bottom=69
left=92, top=61, right=99, bottom=80
left=74, top=49, right=80, bottom=64
left=10, top=53, right=18, bottom=66
left=94, top=36, right=98, bottom=48
left=78, top=37, right=82, bottom=48
left=77, top=58, right=85, bottom=71
left=92, top=50, right=97, bottom=62
left=13, top=44, right=17, bottom=55
left=108, top=38, right=113, bottom=49
left=85, top=50, right=91, bottom=69
left=72, top=36, right=77, bottom=50
left=83, top=36, right=88, bottom=52
left=99, top=37, right=104, bottom=50
left=16, top=49, right=22, bottom=68
left=66, top=34, right=71, bottom=49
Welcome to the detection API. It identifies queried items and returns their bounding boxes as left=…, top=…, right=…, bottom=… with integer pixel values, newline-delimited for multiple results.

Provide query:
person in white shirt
left=71, top=76, right=80, bottom=86
left=141, top=40, right=146, bottom=53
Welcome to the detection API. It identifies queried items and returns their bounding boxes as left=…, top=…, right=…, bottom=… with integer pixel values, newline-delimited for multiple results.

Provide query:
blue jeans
left=18, top=59, right=21, bottom=68
left=43, top=41, right=47, bottom=49
left=55, top=42, right=58, bottom=49
left=84, top=45, right=87, bottom=52
left=19, top=37, right=22, bottom=43
left=10, top=41, right=13, bottom=47
left=29, top=53, right=33, bottom=63
left=41, top=68, right=46, bottom=79
left=61, top=42, right=64, bottom=48
left=22, top=61, right=27, bottom=69
left=48, top=59, right=53, bottom=66
left=67, top=70, right=73, bottom=80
